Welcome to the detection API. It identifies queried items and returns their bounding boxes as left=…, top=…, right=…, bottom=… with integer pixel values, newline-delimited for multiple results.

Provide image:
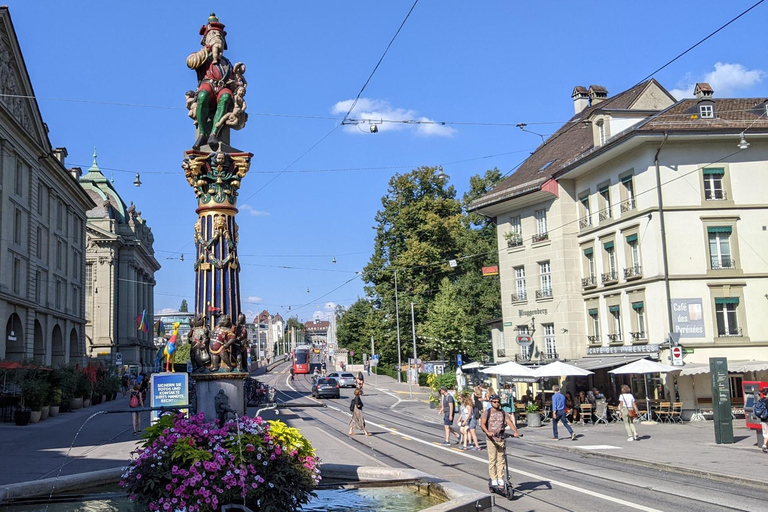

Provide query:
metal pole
left=394, top=268, right=402, bottom=383
left=410, top=301, right=418, bottom=399
left=372, top=336, right=377, bottom=385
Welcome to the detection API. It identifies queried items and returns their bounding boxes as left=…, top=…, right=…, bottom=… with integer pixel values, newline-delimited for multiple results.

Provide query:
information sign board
left=150, top=372, right=189, bottom=424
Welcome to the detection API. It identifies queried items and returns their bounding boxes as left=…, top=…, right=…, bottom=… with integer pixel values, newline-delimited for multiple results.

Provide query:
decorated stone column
left=181, top=13, right=253, bottom=420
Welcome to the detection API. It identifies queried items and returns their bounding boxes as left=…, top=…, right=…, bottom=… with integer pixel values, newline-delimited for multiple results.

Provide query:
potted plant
left=73, top=370, right=90, bottom=409
left=121, top=412, right=320, bottom=511
left=55, top=365, right=78, bottom=412
left=49, top=387, right=62, bottom=417
left=105, top=373, right=121, bottom=401
left=525, top=402, right=542, bottom=427
left=22, top=378, right=49, bottom=423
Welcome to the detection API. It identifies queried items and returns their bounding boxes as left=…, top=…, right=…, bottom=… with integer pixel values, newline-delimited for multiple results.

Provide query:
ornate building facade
left=80, top=155, right=160, bottom=371
left=0, top=8, right=94, bottom=365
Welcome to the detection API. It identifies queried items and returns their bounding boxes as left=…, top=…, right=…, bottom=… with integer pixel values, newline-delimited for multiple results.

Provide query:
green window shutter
left=588, top=308, right=598, bottom=316
left=632, top=301, right=644, bottom=310
left=626, top=234, right=638, bottom=243
left=703, top=168, right=725, bottom=175
left=621, top=175, right=633, bottom=184
left=609, top=305, right=620, bottom=313
left=707, top=226, right=732, bottom=234
left=715, top=297, right=739, bottom=305
left=603, top=241, right=614, bottom=250
left=584, top=248, right=593, bottom=256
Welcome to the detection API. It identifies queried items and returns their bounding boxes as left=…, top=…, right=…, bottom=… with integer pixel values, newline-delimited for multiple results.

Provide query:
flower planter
left=49, top=405, right=60, bottom=417
left=526, top=412, right=542, bottom=427
left=60, top=401, right=70, bottom=413
left=70, top=397, right=83, bottom=410
left=29, top=410, right=42, bottom=423
left=83, top=398, right=92, bottom=408
left=15, top=410, right=31, bottom=426
left=40, top=405, right=50, bottom=421
left=429, top=401, right=437, bottom=409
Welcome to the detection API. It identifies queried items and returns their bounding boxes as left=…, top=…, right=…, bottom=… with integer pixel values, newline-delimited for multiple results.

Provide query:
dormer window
left=700, top=104, right=714, bottom=118
left=597, top=120, right=606, bottom=145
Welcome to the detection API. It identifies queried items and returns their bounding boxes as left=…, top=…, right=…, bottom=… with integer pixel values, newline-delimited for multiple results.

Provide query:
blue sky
left=9, top=1, right=768, bottom=323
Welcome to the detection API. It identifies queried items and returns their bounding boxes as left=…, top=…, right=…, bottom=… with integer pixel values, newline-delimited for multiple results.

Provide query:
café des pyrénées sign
left=587, top=344, right=660, bottom=355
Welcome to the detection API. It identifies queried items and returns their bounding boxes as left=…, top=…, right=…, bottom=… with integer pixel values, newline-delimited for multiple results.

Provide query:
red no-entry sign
left=671, top=346, right=683, bottom=365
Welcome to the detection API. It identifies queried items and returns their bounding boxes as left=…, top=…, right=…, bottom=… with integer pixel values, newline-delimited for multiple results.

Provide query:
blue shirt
left=552, top=392, right=566, bottom=412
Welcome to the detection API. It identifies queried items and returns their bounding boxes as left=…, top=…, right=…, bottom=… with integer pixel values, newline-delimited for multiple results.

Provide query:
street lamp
left=410, top=301, right=419, bottom=399
left=394, top=267, right=402, bottom=383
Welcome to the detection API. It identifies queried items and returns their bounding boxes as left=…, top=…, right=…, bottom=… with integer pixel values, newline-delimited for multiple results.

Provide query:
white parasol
left=461, top=361, right=485, bottom=370
left=532, top=361, right=594, bottom=378
left=609, top=358, right=680, bottom=421
left=479, top=360, right=537, bottom=377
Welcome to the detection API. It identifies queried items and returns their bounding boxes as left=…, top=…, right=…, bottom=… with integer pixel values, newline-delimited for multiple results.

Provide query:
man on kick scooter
left=479, top=393, right=521, bottom=497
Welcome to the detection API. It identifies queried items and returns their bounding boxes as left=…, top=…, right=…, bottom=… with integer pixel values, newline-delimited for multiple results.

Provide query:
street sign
left=683, top=348, right=695, bottom=354
left=115, top=352, right=123, bottom=366
left=671, top=346, right=684, bottom=366
left=457, top=354, right=462, bottom=366
left=516, top=335, right=533, bottom=347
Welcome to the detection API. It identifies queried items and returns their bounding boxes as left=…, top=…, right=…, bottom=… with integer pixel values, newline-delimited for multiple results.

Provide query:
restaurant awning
left=679, top=360, right=768, bottom=376
left=569, top=355, right=649, bottom=372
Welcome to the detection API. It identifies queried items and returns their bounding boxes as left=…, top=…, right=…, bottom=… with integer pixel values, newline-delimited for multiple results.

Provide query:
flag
left=156, top=320, right=166, bottom=336
left=137, top=310, right=147, bottom=333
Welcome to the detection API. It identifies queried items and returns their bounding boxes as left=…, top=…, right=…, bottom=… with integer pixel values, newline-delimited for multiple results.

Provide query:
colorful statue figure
left=210, top=314, right=236, bottom=372
left=155, top=322, right=181, bottom=372
left=186, top=13, right=248, bottom=149
left=187, top=315, right=211, bottom=372
left=234, top=313, right=250, bottom=372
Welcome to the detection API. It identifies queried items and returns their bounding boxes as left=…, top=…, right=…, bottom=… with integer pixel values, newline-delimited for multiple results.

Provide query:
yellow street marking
left=402, top=437, right=412, bottom=441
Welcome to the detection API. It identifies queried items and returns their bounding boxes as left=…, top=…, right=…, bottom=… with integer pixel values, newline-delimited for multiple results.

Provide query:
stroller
left=488, top=432, right=522, bottom=500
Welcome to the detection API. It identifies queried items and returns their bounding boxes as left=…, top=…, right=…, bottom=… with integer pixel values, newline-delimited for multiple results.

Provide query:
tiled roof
left=472, top=80, right=660, bottom=210
left=638, top=98, right=768, bottom=133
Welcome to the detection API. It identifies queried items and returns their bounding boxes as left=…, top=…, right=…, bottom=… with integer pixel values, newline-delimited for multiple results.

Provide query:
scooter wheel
left=505, top=484, right=514, bottom=500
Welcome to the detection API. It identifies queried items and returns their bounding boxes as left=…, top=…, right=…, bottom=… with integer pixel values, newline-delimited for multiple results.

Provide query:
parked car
left=327, top=372, right=356, bottom=388
left=312, top=378, right=340, bottom=399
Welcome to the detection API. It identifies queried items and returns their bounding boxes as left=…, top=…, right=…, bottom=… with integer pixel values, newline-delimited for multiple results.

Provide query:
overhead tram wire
left=340, top=0, right=421, bottom=125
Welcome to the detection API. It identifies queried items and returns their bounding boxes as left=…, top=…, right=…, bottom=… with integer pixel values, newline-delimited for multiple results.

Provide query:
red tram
left=292, top=346, right=310, bottom=374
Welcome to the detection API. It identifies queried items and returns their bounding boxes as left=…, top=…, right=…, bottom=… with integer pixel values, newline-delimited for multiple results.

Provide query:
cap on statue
left=199, top=12, right=227, bottom=39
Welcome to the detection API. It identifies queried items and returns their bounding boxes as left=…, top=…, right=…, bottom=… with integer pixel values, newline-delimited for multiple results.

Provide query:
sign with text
left=671, top=298, right=705, bottom=338
left=150, top=372, right=189, bottom=424
left=587, top=344, right=660, bottom=355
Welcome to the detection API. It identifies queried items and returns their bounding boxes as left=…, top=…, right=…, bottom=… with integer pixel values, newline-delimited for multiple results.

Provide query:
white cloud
left=331, top=98, right=456, bottom=137
left=157, top=308, right=177, bottom=314
left=670, top=62, right=765, bottom=99
left=324, top=301, right=337, bottom=311
left=246, top=296, right=263, bottom=303
left=242, top=309, right=257, bottom=322
left=239, top=204, right=269, bottom=216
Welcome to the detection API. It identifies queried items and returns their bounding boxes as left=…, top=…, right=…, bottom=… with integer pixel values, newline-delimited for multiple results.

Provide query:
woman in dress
left=618, top=384, right=640, bottom=441
left=500, top=384, right=517, bottom=427
left=348, top=388, right=371, bottom=436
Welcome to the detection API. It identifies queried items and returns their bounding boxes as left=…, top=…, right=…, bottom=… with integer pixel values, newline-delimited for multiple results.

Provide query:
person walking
left=348, top=388, right=371, bottom=436
left=129, top=384, right=144, bottom=435
left=500, top=384, right=517, bottom=427
left=289, top=366, right=295, bottom=381
left=459, top=395, right=481, bottom=450
left=551, top=385, right=576, bottom=441
left=438, top=387, right=461, bottom=445
left=618, top=384, right=640, bottom=441
left=757, top=387, right=768, bottom=453
left=121, top=372, right=130, bottom=398
left=480, top=394, right=520, bottom=489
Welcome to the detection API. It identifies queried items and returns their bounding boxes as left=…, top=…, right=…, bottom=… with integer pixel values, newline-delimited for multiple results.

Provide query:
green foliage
left=53, top=365, right=78, bottom=402
left=359, top=167, right=503, bottom=368
left=21, top=378, right=49, bottom=411
left=174, top=341, right=191, bottom=363
left=525, top=402, right=540, bottom=413
left=179, top=299, right=188, bottom=312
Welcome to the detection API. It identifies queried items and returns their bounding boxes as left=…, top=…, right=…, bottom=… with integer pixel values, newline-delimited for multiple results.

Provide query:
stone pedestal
left=193, top=372, right=247, bottom=423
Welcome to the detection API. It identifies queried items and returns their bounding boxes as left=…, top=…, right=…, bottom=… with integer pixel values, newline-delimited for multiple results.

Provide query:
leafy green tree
left=179, top=300, right=188, bottom=313
left=420, top=277, right=474, bottom=360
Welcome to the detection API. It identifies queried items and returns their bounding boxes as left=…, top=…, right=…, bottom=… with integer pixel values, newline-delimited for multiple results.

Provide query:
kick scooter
left=487, top=432, right=521, bottom=500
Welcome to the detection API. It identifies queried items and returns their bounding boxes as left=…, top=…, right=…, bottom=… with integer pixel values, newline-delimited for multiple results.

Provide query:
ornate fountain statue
left=182, top=14, right=253, bottom=421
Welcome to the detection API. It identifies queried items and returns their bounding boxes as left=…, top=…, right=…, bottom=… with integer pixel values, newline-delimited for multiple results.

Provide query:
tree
left=420, top=277, right=474, bottom=360
left=179, top=300, right=188, bottom=313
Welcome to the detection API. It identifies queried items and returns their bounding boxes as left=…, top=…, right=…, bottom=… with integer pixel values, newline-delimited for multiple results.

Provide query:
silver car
left=327, top=372, right=356, bottom=388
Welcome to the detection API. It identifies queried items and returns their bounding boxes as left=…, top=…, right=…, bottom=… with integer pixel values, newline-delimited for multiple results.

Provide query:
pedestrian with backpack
left=129, top=384, right=143, bottom=435
left=754, top=388, right=768, bottom=453
left=480, top=394, right=520, bottom=489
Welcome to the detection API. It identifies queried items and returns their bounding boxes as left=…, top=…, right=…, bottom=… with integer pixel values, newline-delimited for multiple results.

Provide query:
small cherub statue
left=214, top=389, right=235, bottom=425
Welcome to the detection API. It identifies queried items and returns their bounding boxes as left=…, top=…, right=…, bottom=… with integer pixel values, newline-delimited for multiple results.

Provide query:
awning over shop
left=570, top=355, right=648, bottom=372
left=679, top=360, right=768, bottom=376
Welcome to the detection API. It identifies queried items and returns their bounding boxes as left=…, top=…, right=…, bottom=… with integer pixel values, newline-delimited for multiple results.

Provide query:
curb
left=527, top=440, right=768, bottom=490
left=0, top=467, right=124, bottom=503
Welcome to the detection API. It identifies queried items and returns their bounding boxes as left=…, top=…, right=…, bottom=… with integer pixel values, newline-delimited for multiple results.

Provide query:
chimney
left=69, top=166, right=82, bottom=181
left=52, top=147, right=68, bottom=166
left=588, top=85, right=608, bottom=106
left=572, top=86, right=589, bottom=114
left=694, top=82, right=713, bottom=99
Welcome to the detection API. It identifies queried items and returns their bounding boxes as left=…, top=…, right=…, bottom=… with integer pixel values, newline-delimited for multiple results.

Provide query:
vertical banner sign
left=671, top=298, right=705, bottom=338
left=709, top=357, right=733, bottom=444
left=150, top=372, right=189, bottom=425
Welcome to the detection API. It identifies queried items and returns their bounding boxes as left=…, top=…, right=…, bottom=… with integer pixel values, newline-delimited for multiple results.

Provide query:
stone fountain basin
left=0, top=464, right=493, bottom=512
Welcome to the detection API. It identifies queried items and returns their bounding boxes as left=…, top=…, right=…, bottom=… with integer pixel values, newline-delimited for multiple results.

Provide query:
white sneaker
left=627, top=437, right=634, bottom=442
left=493, top=479, right=502, bottom=486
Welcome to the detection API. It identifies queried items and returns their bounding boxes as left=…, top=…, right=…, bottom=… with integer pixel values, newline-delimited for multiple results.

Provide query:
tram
left=292, top=345, right=311, bottom=374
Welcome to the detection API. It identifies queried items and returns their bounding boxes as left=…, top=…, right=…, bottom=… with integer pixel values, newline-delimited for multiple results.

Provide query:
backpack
left=130, top=393, right=139, bottom=408
left=753, top=396, right=768, bottom=421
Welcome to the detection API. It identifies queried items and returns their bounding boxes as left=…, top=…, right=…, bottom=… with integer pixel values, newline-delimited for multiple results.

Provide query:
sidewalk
left=366, top=372, right=768, bottom=488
